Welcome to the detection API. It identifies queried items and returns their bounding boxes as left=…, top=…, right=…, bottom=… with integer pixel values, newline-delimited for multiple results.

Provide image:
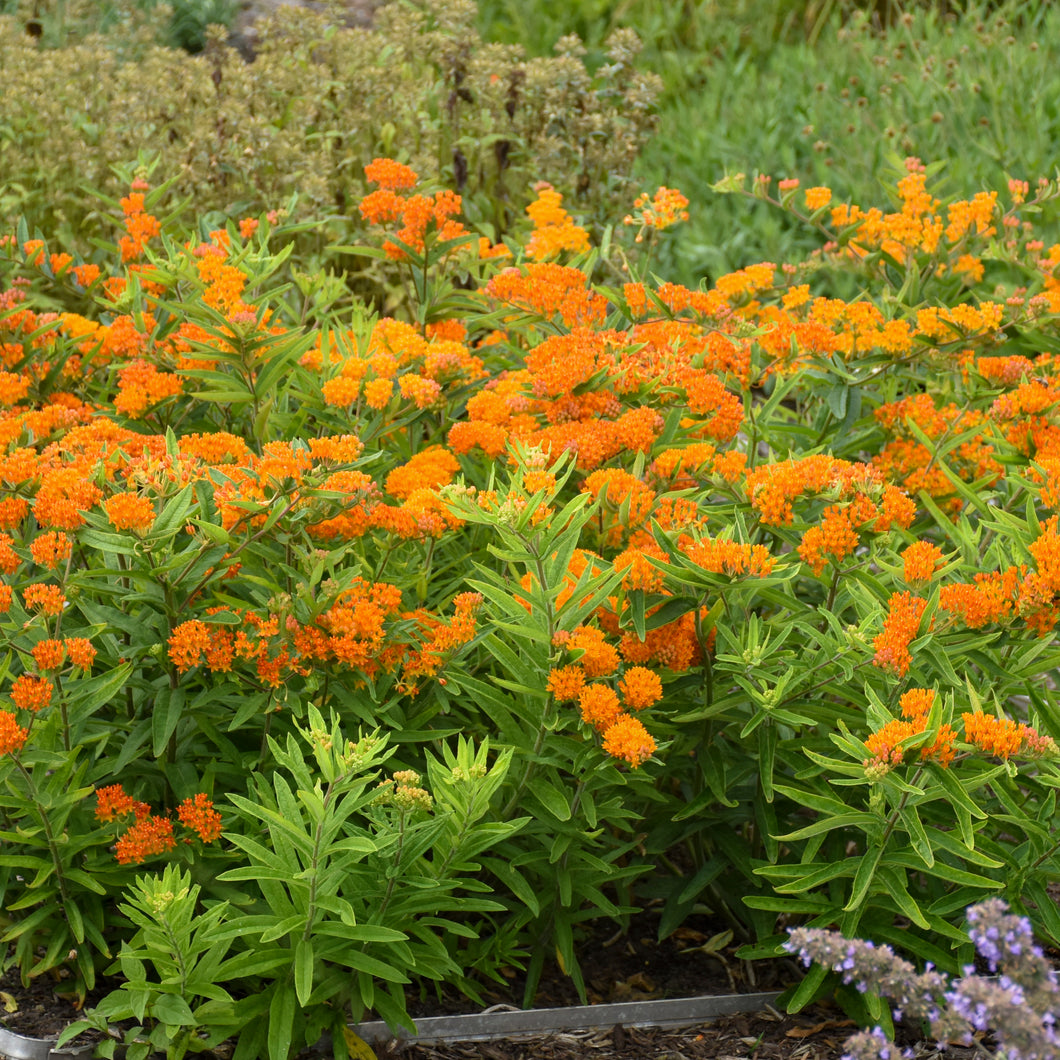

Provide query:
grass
left=476, top=0, right=1060, bottom=286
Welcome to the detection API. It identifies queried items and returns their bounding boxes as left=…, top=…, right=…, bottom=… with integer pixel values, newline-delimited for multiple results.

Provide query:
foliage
left=471, top=0, right=1060, bottom=286
left=3, top=152, right=1060, bottom=1053
left=0, top=0, right=236, bottom=52
left=0, top=0, right=660, bottom=279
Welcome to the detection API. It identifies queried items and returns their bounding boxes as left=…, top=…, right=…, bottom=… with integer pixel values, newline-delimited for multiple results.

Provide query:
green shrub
left=0, top=0, right=660, bottom=269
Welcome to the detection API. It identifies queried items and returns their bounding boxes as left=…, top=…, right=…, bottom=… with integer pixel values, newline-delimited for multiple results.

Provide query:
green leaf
left=151, top=994, right=196, bottom=1027
left=845, top=845, right=884, bottom=912
left=898, top=803, right=933, bottom=867
left=528, top=779, right=571, bottom=822
left=267, top=985, right=296, bottom=1060
left=151, top=685, right=185, bottom=758
left=786, top=962, right=828, bottom=1013
left=778, top=812, right=878, bottom=842
left=294, top=938, right=313, bottom=1007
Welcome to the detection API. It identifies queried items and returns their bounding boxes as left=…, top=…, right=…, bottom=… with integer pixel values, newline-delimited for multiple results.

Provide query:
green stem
left=15, top=758, right=70, bottom=907
left=54, top=673, right=70, bottom=753
left=300, top=779, right=337, bottom=944
left=878, top=766, right=924, bottom=848
left=375, top=810, right=407, bottom=923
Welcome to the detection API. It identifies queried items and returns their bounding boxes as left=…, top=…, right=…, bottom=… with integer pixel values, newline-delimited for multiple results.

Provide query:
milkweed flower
left=899, top=688, right=934, bottom=721
left=23, top=584, right=66, bottom=615
left=804, top=186, right=832, bottom=211
left=11, top=674, right=53, bottom=712
left=962, top=712, right=1057, bottom=759
left=901, top=540, right=945, bottom=584
left=0, top=711, right=27, bottom=755
left=177, top=794, right=223, bottom=843
left=115, top=815, right=176, bottom=865
left=547, top=665, right=586, bottom=702
left=168, top=620, right=212, bottom=671
left=624, top=187, right=690, bottom=232
left=872, top=591, right=929, bottom=676
left=30, top=532, right=73, bottom=569
left=569, top=626, right=620, bottom=678
left=364, top=158, right=418, bottom=191
left=618, top=667, right=663, bottom=710
left=31, top=640, right=65, bottom=671
left=95, top=784, right=150, bottom=823
left=602, top=714, right=656, bottom=767
left=65, top=638, right=96, bottom=670
left=578, top=684, right=623, bottom=732
left=104, top=493, right=155, bottom=533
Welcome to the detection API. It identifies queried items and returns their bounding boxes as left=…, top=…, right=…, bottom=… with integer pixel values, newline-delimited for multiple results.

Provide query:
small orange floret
left=114, top=815, right=176, bottom=865
left=364, top=158, right=418, bottom=191
left=602, top=714, right=656, bottom=767
left=177, top=793, right=223, bottom=843
left=0, top=710, right=28, bottom=756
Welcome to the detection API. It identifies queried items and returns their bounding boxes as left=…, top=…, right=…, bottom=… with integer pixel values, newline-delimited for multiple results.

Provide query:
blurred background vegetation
left=1, top=0, right=1058, bottom=288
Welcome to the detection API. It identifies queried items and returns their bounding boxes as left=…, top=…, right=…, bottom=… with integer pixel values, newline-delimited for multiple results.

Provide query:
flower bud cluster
left=786, top=899, right=1060, bottom=1060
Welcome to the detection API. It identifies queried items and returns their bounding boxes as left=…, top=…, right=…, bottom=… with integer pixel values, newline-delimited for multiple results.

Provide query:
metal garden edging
left=348, top=989, right=785, bottom=1047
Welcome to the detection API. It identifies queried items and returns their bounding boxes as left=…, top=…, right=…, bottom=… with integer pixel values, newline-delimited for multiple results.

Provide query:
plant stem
left=15, top=758, right=71, bottom=907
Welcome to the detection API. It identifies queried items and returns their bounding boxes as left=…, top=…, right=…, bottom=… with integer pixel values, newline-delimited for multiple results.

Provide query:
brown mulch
left=0, top=966, right=119, bottom=1047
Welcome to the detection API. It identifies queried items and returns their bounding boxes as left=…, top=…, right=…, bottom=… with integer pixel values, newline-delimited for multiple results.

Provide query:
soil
left=0, top=966, right=120, bottom=1048
left=406, top=912, right=799, bottom=1018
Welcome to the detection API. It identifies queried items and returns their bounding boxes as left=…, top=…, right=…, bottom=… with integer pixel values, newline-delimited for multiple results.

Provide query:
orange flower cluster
left=114, top=360, right=184, bottom=419
left=0, top=710, right=28, bottom=756
left=525, top=184, right=590, bottom=260
left=863, top=686, right=956, bottom=777
left=114, top=815, right=176, bottom=865
left=485, top=264, right=608, bottom=329
left=23, top=584, right=66, bottom=615
left=359, top=160, right=467, bottom=260
left=901, top=541, right=945, bottom=584
left=118, top=189, right=161, bottom=262
left=613, top=543, right=668, bottom=592
left=934, top=520, right=1060, bottom=636
left=95, top=783, right=151, bottom=823
left=872, top=394, right=1000, bottom=514
left=10, top=674, right=53, bottom=712
left=872, top=591, right=929, bottom=676
left=680, top=534, right=774, bottom=578
left=177, top=793, right=223, bottom=843
left=168, top=583, right=479, bottom=693
left=385, top=447, right=460, bottom=500
left=96, top=784, right=224, bottom=862
left=617, top=666, right=663, bottom=709
left=104, top=492, right=155, bottom=533
left=399, top=592, right=483, bottom=692
left=550, top=646, right=661, bottom=768
left=30, top=531, right=72, bottom=569
left=31, top=639, right=64, bottom=670
left=623, top=186, right=690, bottom=233
left=744, top=456, right=915, bottom=574
left=650, top=444, right=747, bottom=489
left=315, top=316, right=484, bottom=419
left=962, top=711, right=1057, bottom=759
left=581, top=468, right=655, bottom=547
left=827, top=158, right=996, bottom=273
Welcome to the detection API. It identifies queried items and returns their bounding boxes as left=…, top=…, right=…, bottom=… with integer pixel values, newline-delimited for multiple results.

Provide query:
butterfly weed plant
left=2, top=152, right=1060, bottom=1056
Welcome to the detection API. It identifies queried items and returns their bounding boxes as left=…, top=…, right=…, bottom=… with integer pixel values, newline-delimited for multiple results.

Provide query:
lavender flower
left=785, top=900, right=1060, bottom=1060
